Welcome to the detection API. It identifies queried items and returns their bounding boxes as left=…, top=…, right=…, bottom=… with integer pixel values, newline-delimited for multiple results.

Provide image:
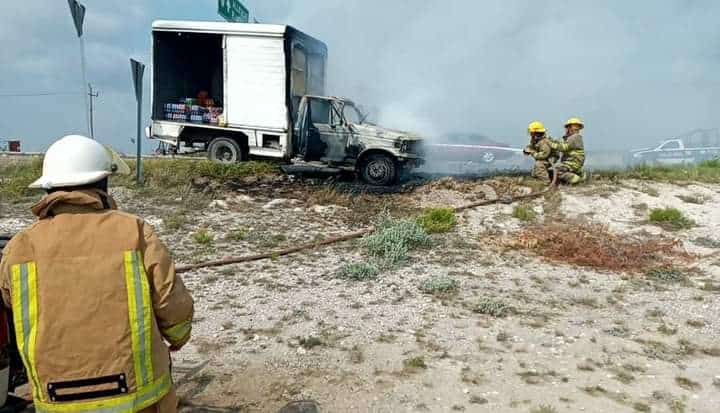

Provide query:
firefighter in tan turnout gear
left=0, top=135, right=194, bottom=413
left=523, top=121, right=558, bottom=182
left=551, top=117, right=587, bottom=184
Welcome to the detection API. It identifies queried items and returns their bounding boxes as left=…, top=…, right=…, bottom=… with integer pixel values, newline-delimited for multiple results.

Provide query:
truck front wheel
left=208, top=137, right=245, bottom=164
left=360, top=153, right=398, bottom=186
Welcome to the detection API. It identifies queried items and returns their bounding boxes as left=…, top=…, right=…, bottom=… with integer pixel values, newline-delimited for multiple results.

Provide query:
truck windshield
left=343, top=104, right=363, bottom=125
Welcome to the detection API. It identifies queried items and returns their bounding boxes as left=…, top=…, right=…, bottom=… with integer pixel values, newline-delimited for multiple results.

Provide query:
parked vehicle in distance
left=0, top=234, right=30, bottom=411
left=147, top=20, right=424, bottom=185
left=629, top=129, right=720, bottom=165
left=426, top=133, right=523, bottom=164
left=0, top=141, right=21, bottom=153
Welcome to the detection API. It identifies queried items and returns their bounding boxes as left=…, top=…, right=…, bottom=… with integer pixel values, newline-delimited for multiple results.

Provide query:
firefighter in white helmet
left=0, top=135, right=193, bottom=413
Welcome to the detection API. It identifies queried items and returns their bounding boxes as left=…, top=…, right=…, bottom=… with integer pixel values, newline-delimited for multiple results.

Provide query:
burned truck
left=147, top=20, right=424, bottom=185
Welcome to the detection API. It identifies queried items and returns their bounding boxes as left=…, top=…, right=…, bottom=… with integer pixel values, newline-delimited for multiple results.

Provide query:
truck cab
left=294, top=96, right=423, bottom=185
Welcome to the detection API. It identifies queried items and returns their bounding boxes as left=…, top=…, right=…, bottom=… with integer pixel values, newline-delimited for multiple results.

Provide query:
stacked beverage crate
left=164, top=103, right=188, bottom=122
left=164, top=96, right=224, bottom=125
left=189, top=105, right=207, bottom=124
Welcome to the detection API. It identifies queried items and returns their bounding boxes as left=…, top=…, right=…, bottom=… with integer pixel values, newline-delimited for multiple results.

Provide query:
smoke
left=248, top=0, right=720, bottom=151
left=1, top=0, right=718, bottom=155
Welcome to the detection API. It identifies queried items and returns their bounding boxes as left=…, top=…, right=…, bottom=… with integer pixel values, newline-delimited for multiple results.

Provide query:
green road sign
left=218, top=0, right=249, bottom=23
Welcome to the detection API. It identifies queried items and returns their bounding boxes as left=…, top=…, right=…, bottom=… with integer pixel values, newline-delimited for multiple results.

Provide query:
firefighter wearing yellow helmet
left=550, top=117, right=586, bottom=184
left=523, top=121, right=558, bottom=182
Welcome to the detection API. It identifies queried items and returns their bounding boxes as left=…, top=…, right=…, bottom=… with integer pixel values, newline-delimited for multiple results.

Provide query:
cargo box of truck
left=150, top=20, right=327, bottom=160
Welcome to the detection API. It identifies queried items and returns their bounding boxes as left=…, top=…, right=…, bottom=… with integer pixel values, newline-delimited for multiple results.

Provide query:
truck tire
left=208, top=137, right=245, bottom=164
left=360, top=153, right=398, bottom=186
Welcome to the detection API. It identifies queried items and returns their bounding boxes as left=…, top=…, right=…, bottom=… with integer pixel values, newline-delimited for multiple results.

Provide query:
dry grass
left=509, top=223, right=688, bottom=272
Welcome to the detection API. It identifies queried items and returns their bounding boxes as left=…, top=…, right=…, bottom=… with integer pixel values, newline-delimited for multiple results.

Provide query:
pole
left=131, top=59, right=145, bottom=185
left=88, top=83, right=99, bottom=140
left=67, top=0, right=90, bottom=136
left=136, top=93, right=142, bottom=184
left=79, top=37, right=90, bottom=136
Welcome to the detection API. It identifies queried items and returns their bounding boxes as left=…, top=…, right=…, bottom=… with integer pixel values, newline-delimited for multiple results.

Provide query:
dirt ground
left=1, top=176, right=719, bottom=413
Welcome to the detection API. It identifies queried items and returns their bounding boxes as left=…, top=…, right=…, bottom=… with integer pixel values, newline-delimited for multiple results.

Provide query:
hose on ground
left=175, top=174, right=559, bottom=274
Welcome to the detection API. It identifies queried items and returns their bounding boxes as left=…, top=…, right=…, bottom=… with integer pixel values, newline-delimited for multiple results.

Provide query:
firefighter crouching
left=523, top=121, right=557, bottom=182
left=0, top=135, right=194, bottom=413
left=551, top=117, right=586, bottom=184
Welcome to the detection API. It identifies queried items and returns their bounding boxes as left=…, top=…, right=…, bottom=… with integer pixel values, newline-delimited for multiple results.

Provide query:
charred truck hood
left=350, top=123, right=423, bottom=157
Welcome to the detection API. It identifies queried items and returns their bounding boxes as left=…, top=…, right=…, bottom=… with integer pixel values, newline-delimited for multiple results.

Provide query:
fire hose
left=175, top=171, right=559, bottom=274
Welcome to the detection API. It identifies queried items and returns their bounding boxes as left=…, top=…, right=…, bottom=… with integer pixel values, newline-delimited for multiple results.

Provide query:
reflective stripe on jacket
left=527, top=136, right=558, bottom=162
left=552, top=133, right=585, bottom=172
left=0, top=190, right=194, bottom=412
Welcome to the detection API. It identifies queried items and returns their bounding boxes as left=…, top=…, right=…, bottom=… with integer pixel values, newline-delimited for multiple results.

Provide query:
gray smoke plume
left=248, top=0, right=720, bottom=152
left=1, top=0, right=718, bottom=157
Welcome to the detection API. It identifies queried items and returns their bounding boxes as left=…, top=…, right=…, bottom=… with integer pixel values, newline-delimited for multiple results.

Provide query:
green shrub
left=472, top=298, right=513, bottom=317
left=163, top=213, right=189, bottom=231
left=403, top=356, right=427, bottom=370
left=0, top=157, right=44, bottom=200
left=416, top=207, right=457, bottom=233
left=646, top=266, right=687, bottom=283
left=339, top=262, right=380, bottom=281
left=193, top=228, right=214, bottom=245
left=226, top=227, right=249, bottom=242
left=512, top=203, right=537, bottom=222
left=691, top=237, right=720, bottom=248
left=596, top=160, right=720, bottom=183
left=648, top=207, right=696, bottom=230
left=420, top=276, right=460, bottom=295
left=676, top=193, right=708, bottom=204
left=114, top=159, right=278, bottom=189
left=299, top=336, right=324, bottom=349
left=361, top=216, right=430, bottom=266
left=247, top=232, right=287, bottom=248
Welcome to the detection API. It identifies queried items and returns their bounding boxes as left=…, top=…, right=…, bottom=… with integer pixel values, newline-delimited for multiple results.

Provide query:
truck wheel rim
left=215, top=145, right=236, bottom=163
left=368, top=160, right=390, bottom=182
left=483, top=152, right=495, bottom=163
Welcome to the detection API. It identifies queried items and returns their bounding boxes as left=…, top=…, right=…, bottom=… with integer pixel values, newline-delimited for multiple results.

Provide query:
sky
left=0, top=0, right=718, bottom=153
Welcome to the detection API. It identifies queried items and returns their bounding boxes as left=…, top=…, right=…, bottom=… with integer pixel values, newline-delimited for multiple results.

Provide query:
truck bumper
left=149, top=121, right=182, bottom=146
left=399, top=157, right=425, bottom=169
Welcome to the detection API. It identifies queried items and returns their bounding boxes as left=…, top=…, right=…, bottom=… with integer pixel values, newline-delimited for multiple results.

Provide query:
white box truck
left=148, top=20, right=424, bottom=185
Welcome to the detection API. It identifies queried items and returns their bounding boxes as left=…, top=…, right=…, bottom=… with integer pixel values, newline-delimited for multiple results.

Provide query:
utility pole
left=88, top=83, right=99, bottom=140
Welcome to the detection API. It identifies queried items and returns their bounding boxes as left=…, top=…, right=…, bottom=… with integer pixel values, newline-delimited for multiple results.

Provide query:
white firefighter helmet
left=29, top=135, right=129, bottom=189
